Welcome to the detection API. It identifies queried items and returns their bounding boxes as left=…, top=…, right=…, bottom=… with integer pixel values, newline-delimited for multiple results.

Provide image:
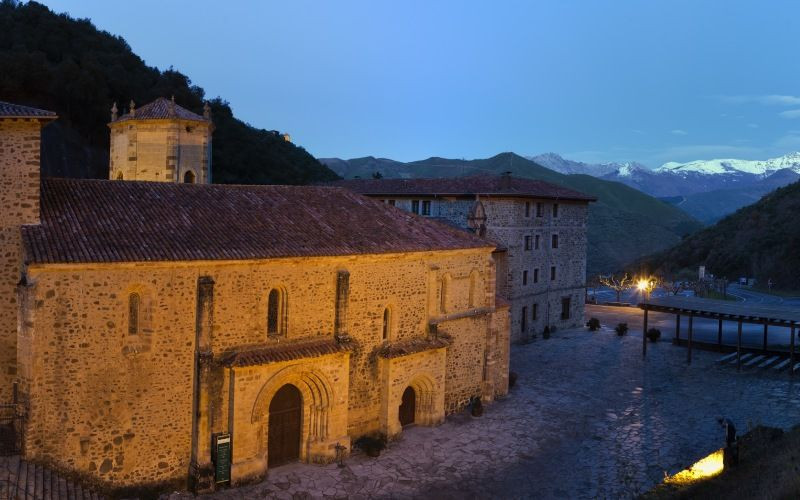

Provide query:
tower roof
left=0, top=101, right=57, bottom=120
left=112, top=97, right=208, bottom=123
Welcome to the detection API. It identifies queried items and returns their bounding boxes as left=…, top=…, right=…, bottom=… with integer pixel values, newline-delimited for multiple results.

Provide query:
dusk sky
left=43, top=0, right=800, bottom=167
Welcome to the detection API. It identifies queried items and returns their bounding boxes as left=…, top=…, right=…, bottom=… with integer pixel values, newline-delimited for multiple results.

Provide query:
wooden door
left=399, top=386, right=416, bottom=426
left=268, top=384, right=302, bottom=467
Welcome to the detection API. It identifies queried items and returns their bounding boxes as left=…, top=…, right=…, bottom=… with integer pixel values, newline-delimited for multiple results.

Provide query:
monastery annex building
left=332, top=177, right=595, bottom=343
left=0, top=99, right=511, bottom=493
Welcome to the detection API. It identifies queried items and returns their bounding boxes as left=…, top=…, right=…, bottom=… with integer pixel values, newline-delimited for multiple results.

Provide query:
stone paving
left=176, top=323, right=800, bottom=499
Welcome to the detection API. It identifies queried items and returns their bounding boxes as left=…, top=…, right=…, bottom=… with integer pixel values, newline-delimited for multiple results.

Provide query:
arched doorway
left=399, top=386, right=416, bottom=427
left=268, top=384, right=302, bottom=467
left=183, top=170, right=196, bottom=183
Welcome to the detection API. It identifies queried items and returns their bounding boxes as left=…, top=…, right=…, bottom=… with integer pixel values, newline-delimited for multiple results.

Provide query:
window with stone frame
left=267, top=288, right=287, bottom=336
left=128, top=293, right=140, bottom=335
left=521, top=306, right=527, bottom=332
left=422, top=200, right=431, bottom=215
left=382, top=307, right=391, bottom=340
left=533, top=268, right=539, bottom=283
left=411, top=200, right=420, bottom=214
left=536, top=202, right=544, bottom=217
left=388, top=199, right=396, bottom=206
left=552, top=233, right=559, bottom=249
left=553, top=203, right=559, bottom=218
left=524, top=235, right=532, bottom=251
left=525, top=202, right=531, bottom=217
left=532, top=303, right=538, bottom=321
left=522, top=270, right=528, bottom=286
left=535, top=234, right=540, bottom=250
left=550, top=266, right=557, bottom=281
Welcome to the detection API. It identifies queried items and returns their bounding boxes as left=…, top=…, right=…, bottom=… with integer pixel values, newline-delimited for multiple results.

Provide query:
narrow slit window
left=128, top=293, right=140, bottom=335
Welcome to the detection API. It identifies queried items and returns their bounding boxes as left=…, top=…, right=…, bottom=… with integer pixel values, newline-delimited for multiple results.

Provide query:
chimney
left=500, top=171, right=512, bottom=189
left=203, top=102, right=211, bottom=120
left=168, top=96, right=176, bottom=117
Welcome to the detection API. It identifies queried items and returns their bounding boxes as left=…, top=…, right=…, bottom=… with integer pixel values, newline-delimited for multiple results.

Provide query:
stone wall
left=18, top=247, right=509, bottom=489
left=109, top=120, right=211, bottom=183
left=0, top=118, right=42, bottom=403
left=373, top=195, right=590, bottom=343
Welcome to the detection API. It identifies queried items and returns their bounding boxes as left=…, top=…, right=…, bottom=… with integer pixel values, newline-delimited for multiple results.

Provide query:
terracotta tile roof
left=113, top=97, right=207, bottom=123
left=377, top=335, right=451, bottom=359
left=0, top=101, right=57, bottom=120
left=221, top=337, right=352, bottom=367
left=329, top=175, right=595, bottom=202
left=22, top=179, right=495, bottom=265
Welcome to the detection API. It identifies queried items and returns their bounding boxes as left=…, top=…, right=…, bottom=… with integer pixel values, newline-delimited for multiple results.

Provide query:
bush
left=615, top=323, right=629, bottom=336
left=470, top=396, right=484, bottom=417
left=647, top=328, right=661, bottom=342
left=354, top=434, right=387, bottom=457
left=543, top=326, right=551, bottom=339
left=586, top=317, right=601, bottom=331
left=508, top=371, right=518, bottom=390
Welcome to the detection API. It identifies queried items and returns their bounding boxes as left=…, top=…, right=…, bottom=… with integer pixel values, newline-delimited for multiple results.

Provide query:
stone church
left=0, top=99, right=510, bottom=492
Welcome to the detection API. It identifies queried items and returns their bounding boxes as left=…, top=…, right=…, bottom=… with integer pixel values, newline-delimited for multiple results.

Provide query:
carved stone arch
left=399, top=372, right=440, bottom=427
left=251, top=364, right=335, bottom=446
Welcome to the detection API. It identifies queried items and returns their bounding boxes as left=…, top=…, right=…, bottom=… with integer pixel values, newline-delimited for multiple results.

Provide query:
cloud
left=671, top=129, right=688, bottom=136
left=774, top=130, right=800, bottom=150
left=719, top=94, right=800, bottom=106
left=779, top=109, right=800, bottom=119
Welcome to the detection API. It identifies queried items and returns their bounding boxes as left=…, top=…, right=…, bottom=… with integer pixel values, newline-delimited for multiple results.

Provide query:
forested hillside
left=636, top=180, right=800, bottom=289
left=0, top=0, right=339, bottom=184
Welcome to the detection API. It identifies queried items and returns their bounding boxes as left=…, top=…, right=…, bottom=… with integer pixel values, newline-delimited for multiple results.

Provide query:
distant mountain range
left=321, top=153, right=702, bottom=275
left=530, top=152, right=800, bottom=223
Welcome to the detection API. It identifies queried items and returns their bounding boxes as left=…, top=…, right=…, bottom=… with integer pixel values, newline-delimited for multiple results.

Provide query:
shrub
left=543, top=326, right=551, bottom=339
left=508, top=372, right=518, bottom=390
left=354, top=434, right=387, bottom=457
left=647, top=328, right=661, bottom=342
left=586, top=317, right=601, bottom=331
left=615, top=323, right=629, bottom=336
left=470, top=396, right=484, bottom=417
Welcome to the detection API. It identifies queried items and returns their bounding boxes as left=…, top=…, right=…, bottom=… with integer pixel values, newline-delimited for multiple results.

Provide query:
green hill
left=636, top=180, right=800, bottom=288
left=0, top=1, right=339, bottom=185
left=324, top=153, right=704, bottom=275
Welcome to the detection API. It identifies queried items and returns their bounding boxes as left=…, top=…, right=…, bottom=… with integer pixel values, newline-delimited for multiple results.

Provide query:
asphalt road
left=586, top=284, right=800, bottom=351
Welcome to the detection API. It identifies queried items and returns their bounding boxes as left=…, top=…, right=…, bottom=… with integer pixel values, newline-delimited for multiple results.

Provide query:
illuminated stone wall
left=108, top=120, right=211, bottom=183
left=377, top=196, right=590, bottom=342
left=0, top=118, right=42, bottom=403
left=17, top=248, right=510, bottom=489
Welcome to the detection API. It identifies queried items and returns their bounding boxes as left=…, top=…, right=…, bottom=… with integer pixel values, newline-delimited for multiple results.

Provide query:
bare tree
left=599, top=273, right=633, bottom=303
left=661, top=277, right=696, bottom=296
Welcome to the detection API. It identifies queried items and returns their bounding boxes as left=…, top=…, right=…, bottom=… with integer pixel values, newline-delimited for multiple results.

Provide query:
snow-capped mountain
left=527, top=153, right=619, bottom=176
left=656, top=152, right=800, bottom=177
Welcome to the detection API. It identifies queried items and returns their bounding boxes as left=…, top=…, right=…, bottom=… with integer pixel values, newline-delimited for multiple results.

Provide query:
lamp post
left=638, top=278, right=656, bottom=357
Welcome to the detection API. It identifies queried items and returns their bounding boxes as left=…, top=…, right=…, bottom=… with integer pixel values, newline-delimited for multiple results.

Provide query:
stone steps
left=0, top=455, right=104, bottom=500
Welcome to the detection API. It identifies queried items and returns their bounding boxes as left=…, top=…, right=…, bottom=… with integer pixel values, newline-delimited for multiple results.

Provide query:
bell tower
left=108, top=97, right=213, bottom=184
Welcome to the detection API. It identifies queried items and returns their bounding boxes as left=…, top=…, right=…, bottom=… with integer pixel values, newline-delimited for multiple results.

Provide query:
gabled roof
left=22, top=179, right=495, bottom=265
left=112, top=97, right=208, bottom=123
left=0, top=101, right=57, bottom=120
left=329, top=175, right=596, bottom=202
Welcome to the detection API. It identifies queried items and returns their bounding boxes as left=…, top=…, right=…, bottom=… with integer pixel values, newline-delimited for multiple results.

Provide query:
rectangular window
left=411, top=200, right=420, bottom=214
left=522, top=270, right=528, bottom=285
left=524, top=235, right=532, bottom=251
left=525, top=202, right=531, bottom=218
left=422, top=200, right=431, bottom=215
left=521, top=306, right=527, bottom=332
left=532, top=303, right=538, bottom=321
left=550, top=266, right=557, bottom=281
left=552, top=234, right=559, bottom=249
left=534, top=234, right=540, bottom=250
left=388, top=199, right=396, bottom=206
left=533, top=268, right=539, bottom=283
left=553, top=203, right=559, bottom=218
left=561, top=296, right=571, bottom=320
left=536, top=202, right=544, bottom=217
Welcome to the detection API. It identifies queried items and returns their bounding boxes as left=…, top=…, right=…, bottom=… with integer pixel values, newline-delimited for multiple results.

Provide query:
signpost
left=213, top=433, right=231, bottom=485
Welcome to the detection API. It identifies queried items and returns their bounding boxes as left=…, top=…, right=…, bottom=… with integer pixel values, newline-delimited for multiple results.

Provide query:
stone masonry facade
left=332, top=180, right=592, bottom=344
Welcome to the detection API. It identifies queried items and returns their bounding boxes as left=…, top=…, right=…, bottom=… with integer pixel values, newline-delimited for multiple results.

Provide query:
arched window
left=184, top=170, right=196, bottom=184
left=267, top=288, right=287, bottom=336
left=128, top=293, right=140, bottom=335
left=382, top=307, right=391, bottom=340
left=116, top=172, right=124, bottom=180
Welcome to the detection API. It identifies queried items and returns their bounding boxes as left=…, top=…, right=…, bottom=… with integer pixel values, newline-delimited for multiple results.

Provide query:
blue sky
left=42, top=0, right=800, bottom=167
